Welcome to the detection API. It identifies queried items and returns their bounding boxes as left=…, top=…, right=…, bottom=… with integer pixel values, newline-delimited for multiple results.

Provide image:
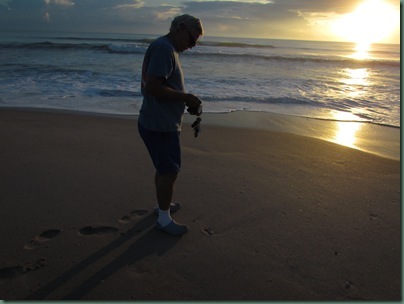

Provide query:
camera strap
left=191, top=117, right=202, bottom=138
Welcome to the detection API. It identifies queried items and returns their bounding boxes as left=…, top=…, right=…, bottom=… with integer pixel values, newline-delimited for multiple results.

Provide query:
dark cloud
left=277, top=0, right=360, bottom=14
left=182, top=1, right=310, bottom=38
left=0, top=0, right=400, bottom=42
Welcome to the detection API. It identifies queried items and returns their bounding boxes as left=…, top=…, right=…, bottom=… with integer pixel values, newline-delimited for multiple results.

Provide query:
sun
left=332, top=0, right=399, bottom=49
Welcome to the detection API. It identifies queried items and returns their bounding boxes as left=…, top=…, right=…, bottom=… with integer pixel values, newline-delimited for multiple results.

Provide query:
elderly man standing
left=138, top=14, right=204, bottom=236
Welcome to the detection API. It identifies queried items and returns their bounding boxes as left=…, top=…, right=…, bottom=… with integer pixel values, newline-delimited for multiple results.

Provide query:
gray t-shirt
left=139, top=36, right=185, bottom=132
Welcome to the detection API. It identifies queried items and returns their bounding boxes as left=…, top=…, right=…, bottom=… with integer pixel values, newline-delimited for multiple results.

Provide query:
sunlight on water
left=339, top=67, right=369, bottom=100
left=332, top=111, right=363, bottom=148
left=332, top=65, right=369, bottom=148
left=351, top=42, right=371, bottom=60
left=342, top=68, right=369, bottom=86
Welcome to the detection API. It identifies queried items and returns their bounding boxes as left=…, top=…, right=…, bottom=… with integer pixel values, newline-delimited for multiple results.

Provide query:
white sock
left=158, top=209, right=172, bottom=227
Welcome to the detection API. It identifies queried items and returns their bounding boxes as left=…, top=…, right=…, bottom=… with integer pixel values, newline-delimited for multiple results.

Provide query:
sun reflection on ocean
left=342, top=68, right=369, bottom=86
left=331, top=111, right=363, bottom=149
left=351, top=42, right=371, bottom=60
left=339, top=67, right=370, bottom=100
left=331, top=64, right=369, bottom=148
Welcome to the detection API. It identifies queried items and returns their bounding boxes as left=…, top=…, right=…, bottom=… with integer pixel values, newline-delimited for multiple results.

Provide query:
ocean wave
left=1, top=41, right=93, bottom=50
left=106, top=44, right=147, bottom=54
left=188, top=51, right=400, bottom=68
left=202, top=95, right=317, bottom=105
left=0, top=41, right=147, bottom=54
left=38, top=35, right=276, bottom=49
left=1, top=40, right=398, bottom=67
left=2, top=62, right=103, bottom=78
left=200, top=95, right=401, bottom=127
left=198, top=41, right=275, bottom=48
left=48, top=36, right=154, bottom=44
left=98, top=89, right=141, bottom=97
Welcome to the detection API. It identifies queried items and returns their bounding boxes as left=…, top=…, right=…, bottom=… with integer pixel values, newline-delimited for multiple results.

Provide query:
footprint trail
left=24, top=229, right=62, bottom=250
left=78, top=226, right=119, bottom=236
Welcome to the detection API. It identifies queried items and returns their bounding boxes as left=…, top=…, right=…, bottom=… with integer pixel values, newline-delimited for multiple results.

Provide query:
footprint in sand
left=118, top=209, right=148, bottom=224
left=0, top=258, right=48, bottom=280
left=78, top=226, right=119, bottom=236
left=24, top=229, right=62, bottom=250
left=201, top=227, right=216, bottom=236
left=0, top=265, right=25, bottom=280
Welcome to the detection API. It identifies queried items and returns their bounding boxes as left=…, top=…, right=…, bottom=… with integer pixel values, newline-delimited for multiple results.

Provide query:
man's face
left=178, top=27, right=200, bottom=52
left=185, top=28, right=198, bottom=49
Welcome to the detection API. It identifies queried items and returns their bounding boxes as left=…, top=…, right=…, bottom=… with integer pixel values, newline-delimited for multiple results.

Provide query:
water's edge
left=1, top=107, right=399, bottom=161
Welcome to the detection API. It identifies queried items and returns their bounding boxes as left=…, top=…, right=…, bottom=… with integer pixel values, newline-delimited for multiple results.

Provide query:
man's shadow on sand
left=25, top=213, right=180, bottom=300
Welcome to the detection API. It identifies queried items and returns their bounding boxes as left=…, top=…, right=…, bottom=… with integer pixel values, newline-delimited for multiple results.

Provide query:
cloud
left=0, top=0, right=399, bottom=43
left=182, top=0, right=385, bottom=40
left=43, top=0, right=75, bottom=26
left=0, top=0, right=11, bottom=10
left=44, top=0, right=75, bottom=6
left=114, top=0, right=144, bottom=10
left=184, top=1, right=302, bottom=36
left=153, top=6, right=183, bottom=21
left=279, top=0, right=360, bottom=14
left=196, top=0, right=272, bottom=3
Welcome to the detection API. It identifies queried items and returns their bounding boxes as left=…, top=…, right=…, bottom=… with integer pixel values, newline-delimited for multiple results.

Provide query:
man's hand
left=185, top=94, right=202, bottom=116
left=185, top=93, right=202, bottom=108
left=144, top=77, right=202, bottom=113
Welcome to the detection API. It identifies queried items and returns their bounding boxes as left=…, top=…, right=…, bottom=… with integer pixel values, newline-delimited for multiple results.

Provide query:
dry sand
left=0, top=109, right=400, bottom=301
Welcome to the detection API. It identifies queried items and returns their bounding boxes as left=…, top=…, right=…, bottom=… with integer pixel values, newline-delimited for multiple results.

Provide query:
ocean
left=0, top=31, right=400, bottom=128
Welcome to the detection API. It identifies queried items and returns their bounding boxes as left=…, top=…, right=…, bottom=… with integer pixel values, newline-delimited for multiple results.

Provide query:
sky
left=0, top=0, right=400, bottom=43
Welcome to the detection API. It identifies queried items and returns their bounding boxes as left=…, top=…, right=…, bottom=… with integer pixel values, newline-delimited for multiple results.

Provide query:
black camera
left=187, top=105, right=202, bottom=116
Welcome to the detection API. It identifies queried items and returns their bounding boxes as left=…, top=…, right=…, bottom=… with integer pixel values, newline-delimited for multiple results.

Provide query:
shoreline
left=1, top=107, right=398, bottom=160
left=186, top=111, right=400, bottom=161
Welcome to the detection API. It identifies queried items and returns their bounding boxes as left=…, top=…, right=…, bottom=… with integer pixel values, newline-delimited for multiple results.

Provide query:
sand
left=0, top=109, right=400, bottom=301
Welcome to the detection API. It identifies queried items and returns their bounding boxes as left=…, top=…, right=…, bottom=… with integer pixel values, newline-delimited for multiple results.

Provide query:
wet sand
left=0, top=109, right=400, bottom=300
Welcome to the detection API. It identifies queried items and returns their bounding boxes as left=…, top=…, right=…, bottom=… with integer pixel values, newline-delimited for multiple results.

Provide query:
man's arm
left=144, top=75, right=202, bottom=109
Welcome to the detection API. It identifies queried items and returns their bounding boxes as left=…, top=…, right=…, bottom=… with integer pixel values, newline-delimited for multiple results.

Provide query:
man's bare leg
left=154, top=172, right=188, bottom=235
left=155, top=172, right=177, bottom=211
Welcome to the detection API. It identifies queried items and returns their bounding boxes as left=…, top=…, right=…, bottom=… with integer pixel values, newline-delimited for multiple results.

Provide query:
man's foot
left=153, top=202, right=181, bottom=216
left=155, top=220, right=188, bottom=236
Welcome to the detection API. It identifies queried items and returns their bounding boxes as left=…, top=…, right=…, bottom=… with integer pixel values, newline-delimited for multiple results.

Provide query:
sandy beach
left=0, top=109, right=400, bottom=301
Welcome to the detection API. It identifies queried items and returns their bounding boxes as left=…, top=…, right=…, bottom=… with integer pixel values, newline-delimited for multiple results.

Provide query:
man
left=138, top=14, right=204, bottom=236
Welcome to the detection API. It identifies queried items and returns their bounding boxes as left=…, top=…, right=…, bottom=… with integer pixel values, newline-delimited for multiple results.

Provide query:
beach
left=0, top=109, right=400, bottom=301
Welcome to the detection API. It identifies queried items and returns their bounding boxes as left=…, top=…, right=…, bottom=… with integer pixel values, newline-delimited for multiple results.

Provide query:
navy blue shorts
left=138, top=123, right=181, bottom=175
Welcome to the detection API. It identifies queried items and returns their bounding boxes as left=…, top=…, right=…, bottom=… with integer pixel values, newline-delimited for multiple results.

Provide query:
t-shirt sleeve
left=146, top=45, right=174, bottom=80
